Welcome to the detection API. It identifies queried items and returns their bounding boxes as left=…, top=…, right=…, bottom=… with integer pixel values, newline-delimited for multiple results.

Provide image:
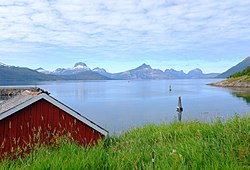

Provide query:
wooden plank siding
left=0, top=99, right=104, bottom=158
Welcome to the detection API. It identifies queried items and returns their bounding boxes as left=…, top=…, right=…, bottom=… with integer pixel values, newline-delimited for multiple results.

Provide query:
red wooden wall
left=0, top=99, right=104, bottom=158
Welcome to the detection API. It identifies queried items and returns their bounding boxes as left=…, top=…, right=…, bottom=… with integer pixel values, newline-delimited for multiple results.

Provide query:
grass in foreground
left=0, top=115, right=250, bottom=170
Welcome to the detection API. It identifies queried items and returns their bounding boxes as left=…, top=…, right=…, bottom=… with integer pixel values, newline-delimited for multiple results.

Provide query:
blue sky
left=0, top=0, right=250, bottom=73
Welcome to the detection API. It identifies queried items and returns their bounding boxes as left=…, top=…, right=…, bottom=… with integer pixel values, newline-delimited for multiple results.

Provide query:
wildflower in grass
left=169, top=149, right=177, bottom=155
left=170, top=149, right=183, bottom=162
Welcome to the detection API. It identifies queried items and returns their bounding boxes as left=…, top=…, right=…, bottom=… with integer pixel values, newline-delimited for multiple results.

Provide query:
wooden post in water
left=176, top=96, right=183, bottom=122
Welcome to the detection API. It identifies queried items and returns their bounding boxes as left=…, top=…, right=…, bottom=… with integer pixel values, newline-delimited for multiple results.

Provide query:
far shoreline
left=209, top=79, right=250, bottom=88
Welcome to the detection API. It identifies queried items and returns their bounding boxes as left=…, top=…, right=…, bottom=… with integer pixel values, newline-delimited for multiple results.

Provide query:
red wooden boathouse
left=0, top=89, right=108, bottom=157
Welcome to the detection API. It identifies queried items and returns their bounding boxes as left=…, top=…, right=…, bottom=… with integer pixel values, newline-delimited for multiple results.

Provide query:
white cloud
left=0, top=0, right=249, bottom=63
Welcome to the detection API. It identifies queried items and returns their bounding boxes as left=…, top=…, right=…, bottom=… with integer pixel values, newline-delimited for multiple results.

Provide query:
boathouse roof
left=0, top=88, right=108, bottom=136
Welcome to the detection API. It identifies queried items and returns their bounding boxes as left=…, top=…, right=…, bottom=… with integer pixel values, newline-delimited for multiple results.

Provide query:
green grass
left=1, top=115, right=250, bottom=170
left=228, top=75, right=250, bottom=82
left=228, top=66, right=250, bottom=82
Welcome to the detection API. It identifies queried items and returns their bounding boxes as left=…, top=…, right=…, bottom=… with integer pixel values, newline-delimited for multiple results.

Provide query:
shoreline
left=209, top=79, right=250, bottom=88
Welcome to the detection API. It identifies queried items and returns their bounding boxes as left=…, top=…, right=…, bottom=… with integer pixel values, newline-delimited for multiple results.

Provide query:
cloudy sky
left=0, top=0, right=250, bottom=73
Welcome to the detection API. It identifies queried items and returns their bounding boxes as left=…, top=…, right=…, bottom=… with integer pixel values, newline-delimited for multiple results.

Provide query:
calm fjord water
left=3, top=79, right=250, bottom=135
left=35, top=79, right=249, bottom=135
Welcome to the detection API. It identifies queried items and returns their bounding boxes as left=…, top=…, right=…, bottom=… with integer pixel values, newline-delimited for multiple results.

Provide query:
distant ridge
left=52, top=62, right=91, bottom=75
left=94, top=64, right=219, bottom=80
left=40, top=62, right=219, bottom=80
left=111, top=63, right=166, bottom=80
left=0, top=65, right=58, bottom=82
left=0, top=61, right=221, bottom=84
left=0, top=63, right=109, bottom=84
left=217, top=57, right=250, bottom=78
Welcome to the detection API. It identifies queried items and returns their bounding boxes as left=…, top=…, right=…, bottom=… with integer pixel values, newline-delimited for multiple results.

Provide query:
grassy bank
left=1, top=115, right=250, bottom=170
left=210, top=66, right=250, bottom=87
left=229, top=66, right=250, bottom=82
left=228, top=75, right=250, bottom=83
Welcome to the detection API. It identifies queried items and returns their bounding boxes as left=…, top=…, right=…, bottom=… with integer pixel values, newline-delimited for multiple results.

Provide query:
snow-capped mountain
left=0, top=62, right=9, bottom=67
left=73, top=62, right=91, bottom=71
left=93, top=67, right=112, bottom=78
left=92, top=63, right=219, bottom=79
left=0, top=63, right=59, bottom=82
left=112, top=63, right=167, bottom=80
left=32, top=62, right=219, bottom=79
left=52, top=62, right=91, bottom=75
left=93, top=67, right=107, bottom=73
left=35, top=67, right=51, bottom=74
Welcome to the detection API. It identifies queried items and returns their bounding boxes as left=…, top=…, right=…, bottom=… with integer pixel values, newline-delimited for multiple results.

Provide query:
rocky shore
left=209, top=80, right=250, bottom=88
left=0, top=87, right=40, bottom=97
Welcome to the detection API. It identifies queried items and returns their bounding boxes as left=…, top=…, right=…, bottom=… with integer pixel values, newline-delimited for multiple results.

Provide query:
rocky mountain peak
left=93, top=67, right=107, bottom=72
left=74, top=62, right=87, bottom=67
left=188, top=68, right=203, bottom=73
left=73, top=62, right=90, bottom=70
left=35, top=67, right=51, bottom=74
left=35, top=67, right=45, bottom=71
left=136, top=63, right=151, bottom=70
left=0, top=62, right=8, bottom=67
left=187, top=68, right=204, bottom=78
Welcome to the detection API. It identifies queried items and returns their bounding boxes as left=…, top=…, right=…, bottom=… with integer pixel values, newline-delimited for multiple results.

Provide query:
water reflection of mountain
left=232, top=91, right=250, bottom=104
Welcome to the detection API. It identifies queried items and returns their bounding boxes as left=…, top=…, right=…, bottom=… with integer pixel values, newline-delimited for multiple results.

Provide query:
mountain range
left=1, top=56, right=250, bottom=83
left=35, top=62, right=219, bottom=80
left=0, top=62, right=108, bottom=84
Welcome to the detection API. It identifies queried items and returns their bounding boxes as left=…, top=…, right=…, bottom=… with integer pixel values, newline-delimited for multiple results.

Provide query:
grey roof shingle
left=0, top=89, right=42, bottom=115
